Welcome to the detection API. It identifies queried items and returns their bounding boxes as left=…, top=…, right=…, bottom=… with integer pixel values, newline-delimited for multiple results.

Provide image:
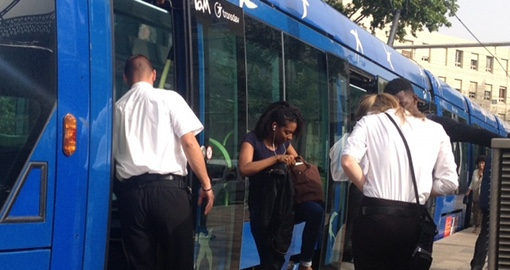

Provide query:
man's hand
left=198, top=188, right=215, bottom=215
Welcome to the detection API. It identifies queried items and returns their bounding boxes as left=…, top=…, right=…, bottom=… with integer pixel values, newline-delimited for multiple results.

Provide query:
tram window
left=245, top=17, right=283, bottom=128
left=0, top=2, right=56, bottom=206
left=442, top=111, right=469, bottom=192
left=327, top=54, right=349, bottom=140
left=284, top=34, right=328, bottom=167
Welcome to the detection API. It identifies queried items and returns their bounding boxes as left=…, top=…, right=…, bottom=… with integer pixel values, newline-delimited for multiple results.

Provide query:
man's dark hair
left=384, top=78, right=414, bottom=95
left=124, top=54, right=154, bottom=79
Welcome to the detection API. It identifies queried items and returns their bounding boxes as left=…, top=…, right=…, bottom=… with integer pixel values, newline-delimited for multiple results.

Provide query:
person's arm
left=238, top=142, right=296, bottom=177
left=286, top=144, right=298, bottom=157
left=466, top=170, right=477, bottom=195
left=181, top=132, right=214, bottom=215
left=429, top=115, right=502, bottom=147
left=340, top=117, right=369, bottom=190
left=341, top=155, right=365, bottom=191
left=431, top=129, right=459, bottom=197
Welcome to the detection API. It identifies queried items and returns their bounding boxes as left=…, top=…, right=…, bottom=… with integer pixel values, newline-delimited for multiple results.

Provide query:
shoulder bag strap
left=384, top=112, right=420, bottom=205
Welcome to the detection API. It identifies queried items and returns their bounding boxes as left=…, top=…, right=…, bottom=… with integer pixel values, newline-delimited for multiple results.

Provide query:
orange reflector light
left=63, top=114, right=77, bottom=156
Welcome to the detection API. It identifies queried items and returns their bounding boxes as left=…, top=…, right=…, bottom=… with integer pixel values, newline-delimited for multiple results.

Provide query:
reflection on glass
left=191, top=9, right=246, bottom=270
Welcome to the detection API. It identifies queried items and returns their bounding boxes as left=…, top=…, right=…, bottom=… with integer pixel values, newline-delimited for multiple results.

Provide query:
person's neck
left=408, top=106, right=421, bottom=115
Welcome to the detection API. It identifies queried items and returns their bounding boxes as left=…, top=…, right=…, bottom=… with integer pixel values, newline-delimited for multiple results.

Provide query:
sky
left=438, top=0, right=510, bottom=43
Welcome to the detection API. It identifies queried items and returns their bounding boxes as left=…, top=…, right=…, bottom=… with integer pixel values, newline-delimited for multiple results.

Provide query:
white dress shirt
left=114, top=82, right=204, bottom=180
left=341, top=109, right=458, bottom=204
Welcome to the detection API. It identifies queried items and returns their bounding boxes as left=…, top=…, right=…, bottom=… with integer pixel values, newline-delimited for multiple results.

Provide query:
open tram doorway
left=110, top=0, right=176, bottom=269
left=110, top=0, right=247, bottom=269
left=339, top=68, right=379, bottom=266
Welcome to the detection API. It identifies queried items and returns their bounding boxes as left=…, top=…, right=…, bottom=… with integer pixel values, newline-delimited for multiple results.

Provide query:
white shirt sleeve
left=341, top=117, right=368, bottom=162
left=167, top=91, right=204, bottom=138
left=431, top=128, right=459, bottom=195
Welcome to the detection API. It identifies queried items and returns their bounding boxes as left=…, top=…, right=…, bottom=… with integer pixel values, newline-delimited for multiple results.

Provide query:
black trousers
left=470, top=209, right=489, bottom=270
left=352, top=196, right=421, bottom=270
left=117, top=174, right=193, bottom=270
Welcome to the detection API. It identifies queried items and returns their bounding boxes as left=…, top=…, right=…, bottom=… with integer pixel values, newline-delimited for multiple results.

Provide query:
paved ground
left=340, top=226, right=480, bottom=270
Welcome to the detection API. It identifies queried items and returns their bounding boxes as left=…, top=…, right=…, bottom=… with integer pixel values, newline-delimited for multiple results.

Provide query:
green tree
left=325, top=0, right=459, bottom=44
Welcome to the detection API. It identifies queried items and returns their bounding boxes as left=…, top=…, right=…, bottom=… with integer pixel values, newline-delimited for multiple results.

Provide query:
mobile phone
left=294, top=161, right=304, bottom=166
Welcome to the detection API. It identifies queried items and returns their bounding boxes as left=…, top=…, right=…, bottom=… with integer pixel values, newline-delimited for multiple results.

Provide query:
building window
left=453, top=79, right=462, bottom=92
left=484, top=91, right=491, bottom=100
left=492, top=99, right=498, bottom=105
left=471, top=53, right=478, bottom=70
left=469, top=82, right=478, bottom=98
left=402, top=50, right=413, bottom=59
left=485, top=84, right=492, bottom=100
left=500, top=86, right=507, bottom=103
left=486, top=56, right=494, bottom=72
left=421, top=48, right=431, bottom=62
left=455, top=50, right=463, bottom=67
left=499, top=113, right=506, bottom=121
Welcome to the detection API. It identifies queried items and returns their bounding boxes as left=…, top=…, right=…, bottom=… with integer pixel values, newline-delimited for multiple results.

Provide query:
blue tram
left=0, top=0, right=506, bottom=269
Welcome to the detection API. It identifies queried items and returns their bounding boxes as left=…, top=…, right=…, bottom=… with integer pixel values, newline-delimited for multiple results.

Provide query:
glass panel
left=443, top=112, right=470, bottom=193
left=324, top=54, right=350, bottom=267
left=245, top=17, right=283, bottom=130
left=283, top=33, right=330, bottom=264
left=0, top=0, right=56, bottom=207
left=190, top=4, right=246, bottom=269
left=283, top=35, right=328, bottom=168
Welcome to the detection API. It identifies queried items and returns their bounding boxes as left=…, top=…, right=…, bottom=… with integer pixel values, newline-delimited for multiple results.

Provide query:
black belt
left=361, top=206, right=420, bottom=218
left=122, top=173, right=185, bottom=189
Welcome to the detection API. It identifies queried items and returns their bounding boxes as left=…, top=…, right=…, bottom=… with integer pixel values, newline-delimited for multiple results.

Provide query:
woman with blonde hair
left=340, top=91, right=458, bottom=269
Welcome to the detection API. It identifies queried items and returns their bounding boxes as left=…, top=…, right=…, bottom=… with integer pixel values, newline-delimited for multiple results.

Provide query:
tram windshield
left=0, top=0, right=56, bottom=207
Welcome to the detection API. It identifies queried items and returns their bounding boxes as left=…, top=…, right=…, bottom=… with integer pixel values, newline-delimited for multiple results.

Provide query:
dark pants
left=117, top=175, right=193, bottom=270
left=470, top=209, right=489, bottom=270
left=343, top=183, right=363, bottom=261
left=294, top=201, right=324, bottom=263
left=352, top=196, right=421, bottom=270
left=250, top=207, right=288, bottom=270
left=472, top=200, right=482, bottom=228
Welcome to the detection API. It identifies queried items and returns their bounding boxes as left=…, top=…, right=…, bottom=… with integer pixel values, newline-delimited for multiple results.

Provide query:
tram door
left=189, top=1, right=247, bottom=269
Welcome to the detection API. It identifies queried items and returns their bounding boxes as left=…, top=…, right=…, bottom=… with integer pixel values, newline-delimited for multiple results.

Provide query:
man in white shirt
left=114, top=54, right=214, bottom=270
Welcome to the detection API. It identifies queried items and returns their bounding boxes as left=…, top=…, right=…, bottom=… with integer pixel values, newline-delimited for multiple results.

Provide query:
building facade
left=334, top=0, right=510, bottom=121
left=384, top=31, right=510, bottom=121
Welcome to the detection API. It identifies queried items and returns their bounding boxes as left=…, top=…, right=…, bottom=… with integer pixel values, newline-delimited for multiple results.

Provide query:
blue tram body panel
left=467, top=97, right=499, bottom=132
left=258, top=0, right=430, bottom=89
left=82, top=0, right=113, bottom=268
left=496, top=116, right=510, bottom=137
left=425, top=71, right=469, bottom=118
left=230, top=0, right=431, bottom=102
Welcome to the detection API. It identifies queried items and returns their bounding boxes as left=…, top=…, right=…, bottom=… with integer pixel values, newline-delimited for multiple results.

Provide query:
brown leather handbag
left=290, top=156, right=324, bottom=203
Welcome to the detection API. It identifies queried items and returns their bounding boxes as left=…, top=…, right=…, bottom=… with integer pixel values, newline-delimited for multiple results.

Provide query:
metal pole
left=387, top=9, right=401, bottom=47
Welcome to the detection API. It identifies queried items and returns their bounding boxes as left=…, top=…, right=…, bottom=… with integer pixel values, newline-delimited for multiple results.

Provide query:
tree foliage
left=325, top=0, right=459, bottom=42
